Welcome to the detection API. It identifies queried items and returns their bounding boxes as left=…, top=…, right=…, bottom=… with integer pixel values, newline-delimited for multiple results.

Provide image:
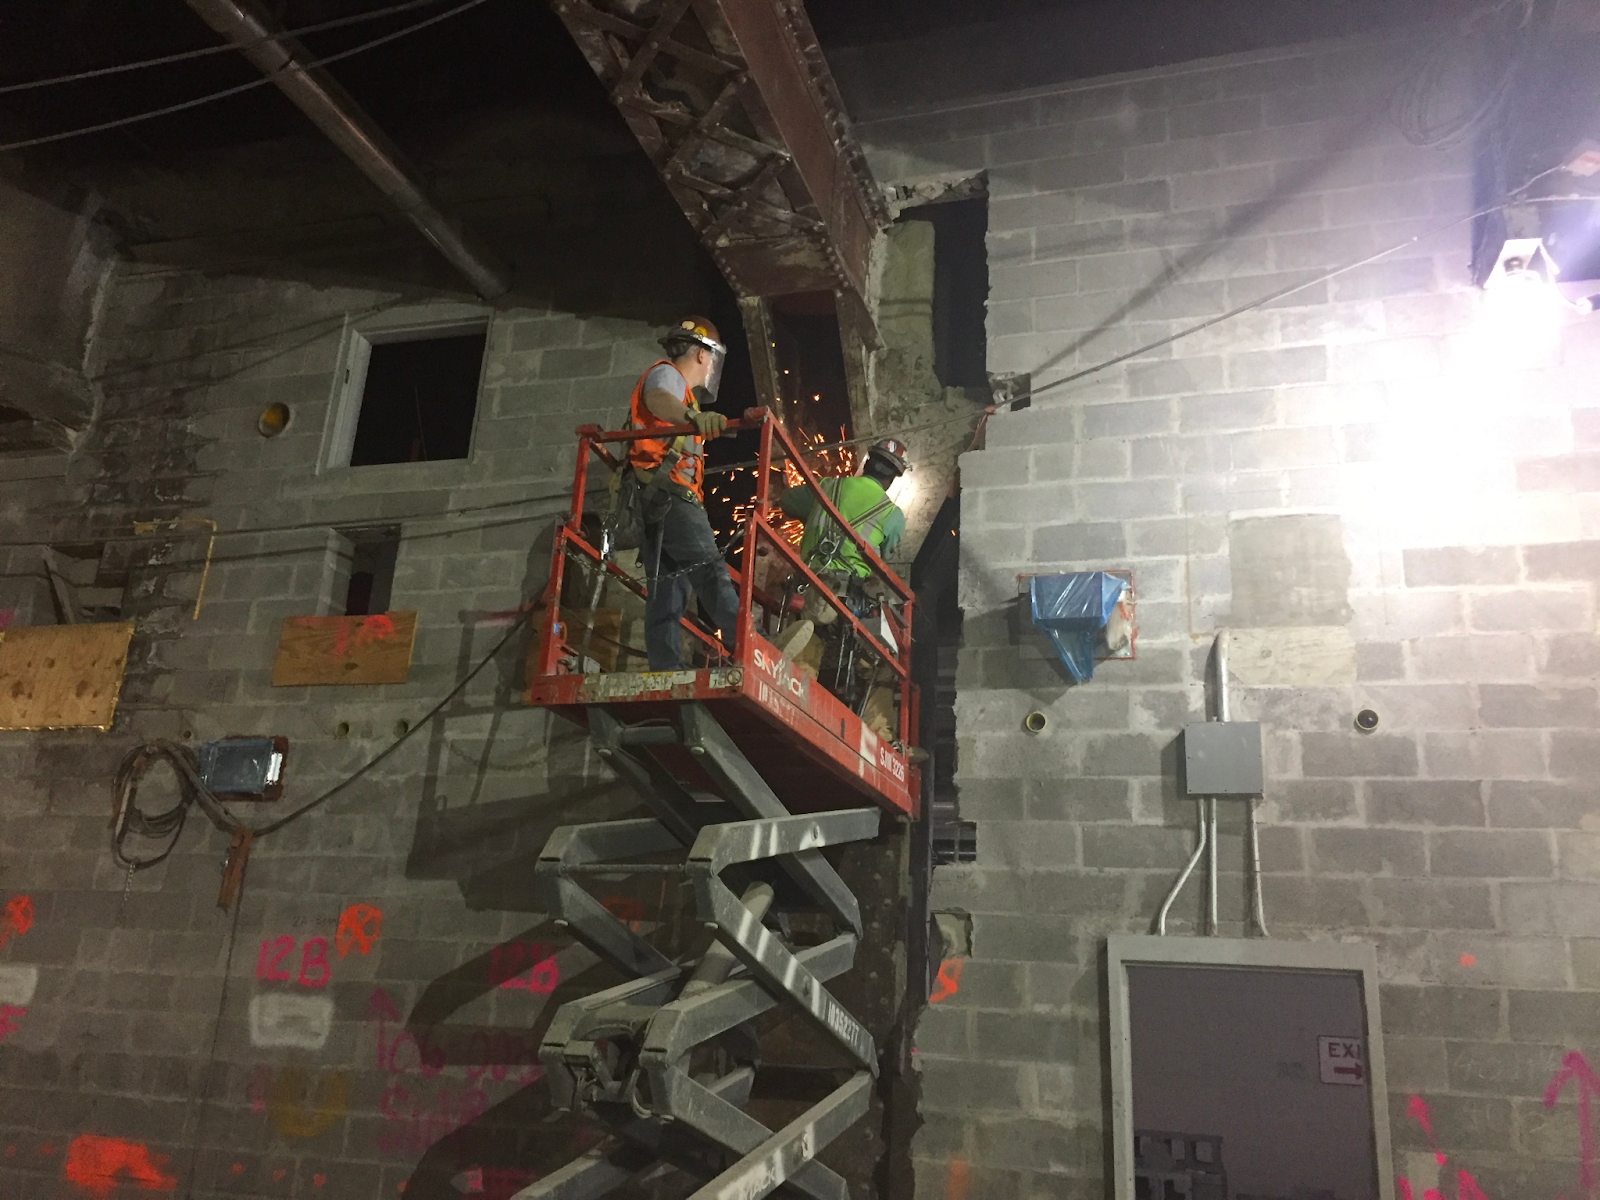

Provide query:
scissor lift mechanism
left=520, top=413, right=918, bottom=1200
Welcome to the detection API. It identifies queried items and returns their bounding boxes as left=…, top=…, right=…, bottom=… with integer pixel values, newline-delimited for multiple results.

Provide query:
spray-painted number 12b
left=257, top=936, right=331, bottom=989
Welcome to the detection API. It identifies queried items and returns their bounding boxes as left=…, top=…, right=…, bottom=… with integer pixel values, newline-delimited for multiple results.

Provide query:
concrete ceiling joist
left=551, top=0, right=889, bottom=336
left=184, top=0, right=512, bottom=300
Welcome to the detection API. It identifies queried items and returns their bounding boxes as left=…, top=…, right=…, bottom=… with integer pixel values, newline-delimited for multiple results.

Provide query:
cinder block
left=1366, top=780, right=1484, bottom=826
left=1538, top=633, right=1600, bottom=678
left=1076, top=180, right=1171, bottom=221
left=1423, top=730, right=1548, bottom=779
left=1080, top=825, right=1190, bottom=868
left=1229, top=346, right=1327, bottom=389
left=1302, top=732, right=1417, bottom=777
left=1479, top=684, right=1600, bottom=729
left=1487, top=781, right=1593, bottom=829
left=1081, top=400, right=1172, bottom=439
left=1522, top=540, right=1600, bottom=581
left=1550, top=732, right=1600, bottom=778
left=1446, top=1039, right=1568, bottom=1099
left=1077, top=479, right=1180, bottom=520
left=973, top=1010, right=1085, bottom=1064
left=1126, top=357, right=1225, bottom=397
left=1380, top=983, right=1502, bottom=1038
left=1403, top=546, right=1521, bottom=587
left=1431, top=830, right=1554, bottom=878
left=1032, top=522, right=1126, bottom=562
left=1024, top=151, right=1126, bottom=189
left=973, top=914, right=1080, bottom=964
left=1502, top=882, right=1600, bottom=936
left=1368, top=880, right=1496, bottom=930
left=1409, top=634, right=1534, bottom=681
left=1268, top=779, right=1358, bottom=822
left=971, top=1115, right=1097, bottom=1173
left=1079, top=734, right=1166, bottom=777
left=1311, top=828, right=1426, bottom=875
left=1170, top=97, right=1263, bottom=139
left=1258, top=876, right=1366, bottom=925
left=1468, top=588, right=1591, bottom=633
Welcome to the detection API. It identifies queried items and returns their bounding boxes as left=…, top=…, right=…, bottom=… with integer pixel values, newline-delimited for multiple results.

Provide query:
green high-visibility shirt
left=779, top=476, right=905, bottom=578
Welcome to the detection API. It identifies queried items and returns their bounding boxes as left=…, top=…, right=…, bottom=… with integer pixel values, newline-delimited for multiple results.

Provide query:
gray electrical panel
left=1182, top=722, right=1263, bottom=796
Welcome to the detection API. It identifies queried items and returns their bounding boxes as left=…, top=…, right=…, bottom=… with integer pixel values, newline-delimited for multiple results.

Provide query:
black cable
left=0, top=0, right=494, bottom=154
left=254, top=607, right=528, bottom=834
left=0, top=0, right=454, bottom=96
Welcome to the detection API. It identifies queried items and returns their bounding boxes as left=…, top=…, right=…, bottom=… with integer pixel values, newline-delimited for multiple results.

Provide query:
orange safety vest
left=627, top=359, right=704, bottom=501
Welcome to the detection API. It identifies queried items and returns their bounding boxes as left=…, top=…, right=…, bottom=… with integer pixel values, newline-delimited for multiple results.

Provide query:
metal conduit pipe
left=184, top=0, right=511, bottom=299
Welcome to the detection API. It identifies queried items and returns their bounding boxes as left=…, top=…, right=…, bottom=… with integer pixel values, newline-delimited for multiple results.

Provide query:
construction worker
left=630, top=317, right=738, bottom=670
left=771, top=440, right=910, bottom=735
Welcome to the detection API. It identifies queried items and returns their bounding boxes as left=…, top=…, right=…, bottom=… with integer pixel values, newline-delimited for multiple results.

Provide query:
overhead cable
left=0, top=0, right=454, bottom=96
left=0, top=0, right=492, bottom=154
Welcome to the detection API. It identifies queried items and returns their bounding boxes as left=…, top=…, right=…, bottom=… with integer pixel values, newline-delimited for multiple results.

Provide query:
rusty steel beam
left=550, top=0, right=888, bottom=324
left=186, top=0, right=511, bottom=299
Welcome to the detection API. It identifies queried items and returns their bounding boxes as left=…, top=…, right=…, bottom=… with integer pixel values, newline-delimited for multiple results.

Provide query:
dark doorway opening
left=900, top=196, right=990, bottom=389
left=350, top=332, right=487, bottom=466
left=340, top=527, right=402, bottom=616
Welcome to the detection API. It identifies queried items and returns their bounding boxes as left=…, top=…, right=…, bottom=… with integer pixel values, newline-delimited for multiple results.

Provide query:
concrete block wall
left=856, top=32, right=1600, bottom=1200
left=0, top=257, right=714, bottom=1197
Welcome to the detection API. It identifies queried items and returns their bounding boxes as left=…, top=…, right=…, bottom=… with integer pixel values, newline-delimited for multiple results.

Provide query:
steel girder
left=548, top=0, right=888, bottom=321
left=519, top=703, right=882, bottom=1200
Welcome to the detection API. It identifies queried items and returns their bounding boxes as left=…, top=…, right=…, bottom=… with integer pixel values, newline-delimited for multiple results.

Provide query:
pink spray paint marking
left=1402, top=1093, right=1489, bottom=1200
left=0, top=1005, right=24, bottom=1042
left=1544, top=1049, right=1600, bottom=1197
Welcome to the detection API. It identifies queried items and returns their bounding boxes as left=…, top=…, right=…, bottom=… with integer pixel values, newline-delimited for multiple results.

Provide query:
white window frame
left=320, top=303, right=493, bottom=472
left=1106, top=934, right=1395, bottom=1200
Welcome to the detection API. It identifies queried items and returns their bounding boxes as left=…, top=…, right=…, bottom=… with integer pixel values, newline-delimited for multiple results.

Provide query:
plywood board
left=271, top=612, right=417, bottom=686
left=1226, top=626, right=1357, bottom=686
left=0, top=622, right=135, bottom=730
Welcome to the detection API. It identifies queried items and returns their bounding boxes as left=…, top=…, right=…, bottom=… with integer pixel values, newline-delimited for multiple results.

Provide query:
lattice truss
left=518, top=703, right=881, bottom=1200
left=550, top=0, right=887, bottom=303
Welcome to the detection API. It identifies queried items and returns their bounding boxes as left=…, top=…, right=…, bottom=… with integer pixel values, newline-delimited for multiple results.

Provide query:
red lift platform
left=526, top=409, right=919, bottom=818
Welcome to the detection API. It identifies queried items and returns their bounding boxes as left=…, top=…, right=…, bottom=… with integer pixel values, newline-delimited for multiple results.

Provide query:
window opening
left=40, top=542, right=125, bottom=623
left=349, top=331, right=486, bottom=466
left=900, top=195, right=989, bottom=389
left=328, top=526, right=401, bottom=616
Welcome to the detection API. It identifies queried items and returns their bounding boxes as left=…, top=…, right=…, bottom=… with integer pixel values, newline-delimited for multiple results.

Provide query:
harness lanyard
left=808, top=480, right=893, bottom=574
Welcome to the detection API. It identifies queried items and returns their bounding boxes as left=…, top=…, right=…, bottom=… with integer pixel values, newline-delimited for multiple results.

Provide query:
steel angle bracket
left=686, top=1072, right=873, bottom=1200
left=687, top=811, right=880, bottom=1072
left=536, top=818, right=680, bottom=978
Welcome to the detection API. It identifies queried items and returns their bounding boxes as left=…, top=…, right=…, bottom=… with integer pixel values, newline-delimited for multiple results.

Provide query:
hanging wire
left=1391, top=0, right=1541, bottom=150
left=0, top=0, right=494, bottom=154
left=0, top=0, right=455, bottom=96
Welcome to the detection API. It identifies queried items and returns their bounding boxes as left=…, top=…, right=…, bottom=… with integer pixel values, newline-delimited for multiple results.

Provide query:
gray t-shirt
left=643, top=363, right=690, bottom=407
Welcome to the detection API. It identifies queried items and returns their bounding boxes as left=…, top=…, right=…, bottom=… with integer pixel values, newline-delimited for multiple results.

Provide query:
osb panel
left=0, top=622, right=135, bottom=731
left=271, top=612, right=417, bottom=686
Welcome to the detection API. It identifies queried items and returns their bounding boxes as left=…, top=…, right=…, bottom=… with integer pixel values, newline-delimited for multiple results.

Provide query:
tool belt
left=600, top=438, right=697, bottom=555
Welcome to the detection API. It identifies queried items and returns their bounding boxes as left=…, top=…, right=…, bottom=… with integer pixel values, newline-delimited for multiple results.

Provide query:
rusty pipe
left=184, top=0, right=511, bottom=299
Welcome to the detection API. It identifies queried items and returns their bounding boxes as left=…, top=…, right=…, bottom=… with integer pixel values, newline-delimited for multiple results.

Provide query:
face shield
left=691, top=339, right=727, bottom=407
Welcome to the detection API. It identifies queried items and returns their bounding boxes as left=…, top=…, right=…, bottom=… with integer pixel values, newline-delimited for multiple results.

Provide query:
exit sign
left=1319, top=1035, right=1365, bottom=1085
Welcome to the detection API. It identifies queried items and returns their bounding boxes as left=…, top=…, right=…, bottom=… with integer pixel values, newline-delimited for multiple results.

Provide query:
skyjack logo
left=751, top=645, right=808, bottom=703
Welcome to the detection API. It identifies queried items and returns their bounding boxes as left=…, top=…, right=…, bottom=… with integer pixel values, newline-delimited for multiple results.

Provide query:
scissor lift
left=520, top=411, right=918, bottom=1200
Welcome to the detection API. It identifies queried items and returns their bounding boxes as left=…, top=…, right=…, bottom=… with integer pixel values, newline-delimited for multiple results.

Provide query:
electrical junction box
left=197, top=736, right=288, bottom=801
left=1182, top=722, right=1263, bottom=796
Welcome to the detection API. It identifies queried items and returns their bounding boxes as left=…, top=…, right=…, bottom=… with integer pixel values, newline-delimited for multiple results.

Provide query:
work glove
left=690, top=410, right=729, bottom=437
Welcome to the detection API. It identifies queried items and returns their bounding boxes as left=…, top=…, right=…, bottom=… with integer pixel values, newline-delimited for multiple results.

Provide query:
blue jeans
left=643, top=496, right=740, bottom=670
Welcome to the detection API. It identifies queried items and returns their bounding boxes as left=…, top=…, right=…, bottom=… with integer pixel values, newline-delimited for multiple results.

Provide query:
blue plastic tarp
left=1028, top=571, right=1127, bottom=682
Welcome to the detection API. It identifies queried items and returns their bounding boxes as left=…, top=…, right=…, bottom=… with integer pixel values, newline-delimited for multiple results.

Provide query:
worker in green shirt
left=770, top=439, right=910, bottom=740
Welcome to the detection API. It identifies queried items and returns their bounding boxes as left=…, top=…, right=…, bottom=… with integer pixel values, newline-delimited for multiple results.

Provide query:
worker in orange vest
left=629, top=317, right=739, bottom=670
